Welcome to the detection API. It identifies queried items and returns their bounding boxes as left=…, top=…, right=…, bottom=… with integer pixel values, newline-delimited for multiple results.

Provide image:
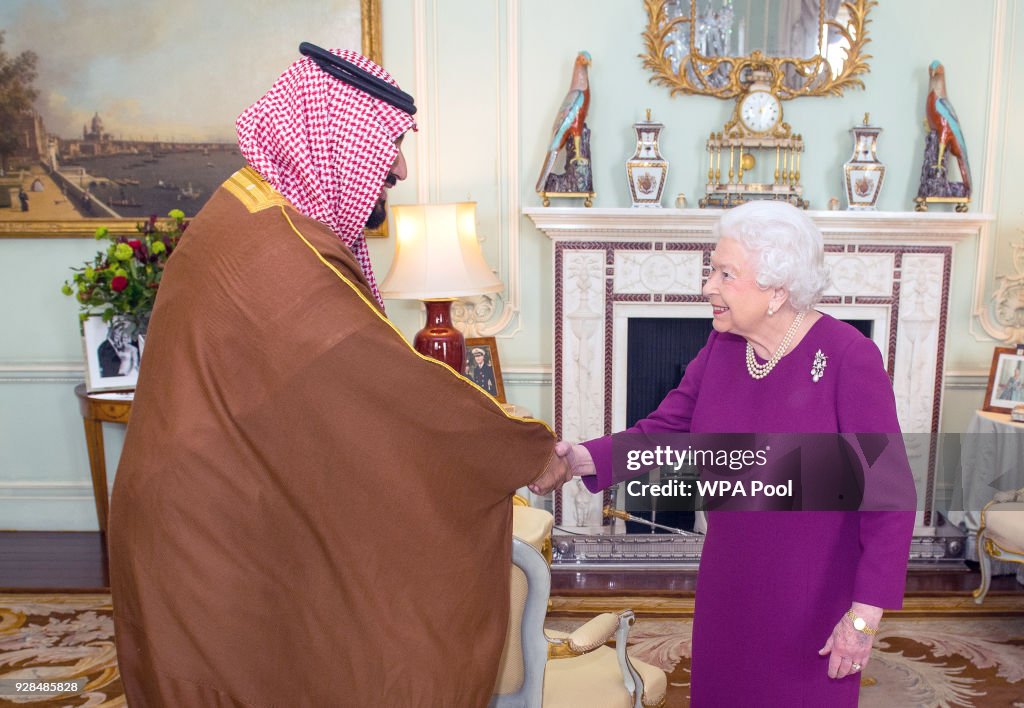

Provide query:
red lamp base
left=413, top=300, right=465, bottom=373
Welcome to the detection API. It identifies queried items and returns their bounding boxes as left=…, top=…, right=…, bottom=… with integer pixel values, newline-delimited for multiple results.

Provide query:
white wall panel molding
left=0, top=362, right=82, bottom=384
left=0, top=481, right=94, bottom=500
left=971, top=0, right=1015, bottom=342
left=452, top=0, right=523, bottom=339
left=0, top=482, right=98, bottom=531
left=944, top=371, right=988, bottom=390
left=411, top=0, right=523, bottom=337
left=0, top=482, right=98, bottom=532
left=412, top=0, right=431, bottom=203
left=502, top=367, right=551, bottom=388
left=479, top=0, right=523, bottom=338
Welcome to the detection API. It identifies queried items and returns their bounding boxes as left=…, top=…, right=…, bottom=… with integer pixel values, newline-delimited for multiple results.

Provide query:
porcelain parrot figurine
left=535, top=51, right=592, bottom=194
left=926, top=60, right=971, bottom=193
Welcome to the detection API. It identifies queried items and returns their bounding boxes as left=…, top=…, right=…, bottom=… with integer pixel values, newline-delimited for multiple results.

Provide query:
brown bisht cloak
left=108, top=168, right=556, bottom=707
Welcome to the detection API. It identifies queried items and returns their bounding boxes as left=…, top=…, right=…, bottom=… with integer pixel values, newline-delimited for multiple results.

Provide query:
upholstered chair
left=972, top=487, right=1024, bottom=604
left=490, top=502, right=667, bottom=708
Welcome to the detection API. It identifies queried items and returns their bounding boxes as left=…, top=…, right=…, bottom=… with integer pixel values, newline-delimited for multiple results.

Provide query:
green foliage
left=0, top=31, right=39, bottom=168
left=62, top=211, right=188, bottom=329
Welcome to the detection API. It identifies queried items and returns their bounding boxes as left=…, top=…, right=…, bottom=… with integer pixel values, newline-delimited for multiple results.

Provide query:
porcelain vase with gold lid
left=843, top=113, right=886, bottom=210
left=626, top=109, right=669, bottom=207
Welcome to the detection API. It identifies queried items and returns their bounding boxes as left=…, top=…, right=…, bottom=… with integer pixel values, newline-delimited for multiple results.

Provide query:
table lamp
left=380, top=202, right=503, bottom=372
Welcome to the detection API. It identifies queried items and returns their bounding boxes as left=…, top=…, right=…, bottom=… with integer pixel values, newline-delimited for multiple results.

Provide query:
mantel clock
left=700, top=69, right=807, bottom=209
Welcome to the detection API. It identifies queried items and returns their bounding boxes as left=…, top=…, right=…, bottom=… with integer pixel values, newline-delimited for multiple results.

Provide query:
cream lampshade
left=380, top=202, right=503, bottom=371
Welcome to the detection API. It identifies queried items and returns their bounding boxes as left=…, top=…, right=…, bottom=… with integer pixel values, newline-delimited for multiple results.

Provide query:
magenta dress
left=582, top=314, right=916, bottom=706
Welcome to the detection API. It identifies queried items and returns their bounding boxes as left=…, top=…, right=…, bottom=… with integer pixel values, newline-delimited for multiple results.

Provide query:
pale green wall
left=2, top=0, right=1019, bottom=530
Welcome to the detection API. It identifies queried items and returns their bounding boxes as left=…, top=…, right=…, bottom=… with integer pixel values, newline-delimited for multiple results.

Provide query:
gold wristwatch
left=845, top=609, right=878, bottom=635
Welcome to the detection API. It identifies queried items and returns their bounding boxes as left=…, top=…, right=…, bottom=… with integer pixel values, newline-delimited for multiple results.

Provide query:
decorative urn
left=843, top=113, right=886, bottom=210
left=626, top=109, right=669, bottom=208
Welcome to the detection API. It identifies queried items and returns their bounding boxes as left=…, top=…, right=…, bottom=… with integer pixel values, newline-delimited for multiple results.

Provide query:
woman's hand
left=818, top=602, right=882, bottom=679
left=553, top=441, right=596, bottom=478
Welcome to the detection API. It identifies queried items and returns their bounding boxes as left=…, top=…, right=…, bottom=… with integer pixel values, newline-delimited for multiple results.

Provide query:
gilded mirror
left=641, top=0, right=875, bottom=99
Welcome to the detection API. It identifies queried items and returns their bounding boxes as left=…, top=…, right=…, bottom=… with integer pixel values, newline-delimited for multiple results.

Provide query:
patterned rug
left=1, top=594, right=1022, bottom=707
left=548, top=616, right=1024, bottom=708
left=0, top=595, right=121, bottom=707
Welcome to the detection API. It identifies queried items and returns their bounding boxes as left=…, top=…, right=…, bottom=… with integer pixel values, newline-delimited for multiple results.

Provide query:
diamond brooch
left=811, top=349, right=827, bottom=383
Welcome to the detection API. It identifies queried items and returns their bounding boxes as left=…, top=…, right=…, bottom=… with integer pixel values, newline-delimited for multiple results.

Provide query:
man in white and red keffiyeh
left=109, top=44, right=573, bottom=708
left=236, top=46, right=416, bottom=307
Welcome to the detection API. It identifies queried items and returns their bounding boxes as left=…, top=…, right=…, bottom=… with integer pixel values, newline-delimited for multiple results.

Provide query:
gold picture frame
left=641, top=0, right=875, bottom=100
left=0, top=0, right=385, bottom=240
left=464, top=337, right=507, bottom=404
left=983, top=346, right=1024, bottom=414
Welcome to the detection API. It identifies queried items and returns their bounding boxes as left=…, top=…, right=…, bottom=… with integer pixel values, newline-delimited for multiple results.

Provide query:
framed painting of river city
left=0, top=0, right=382, bottom=239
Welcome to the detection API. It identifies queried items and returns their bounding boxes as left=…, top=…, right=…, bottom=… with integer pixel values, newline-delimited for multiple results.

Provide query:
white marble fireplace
left=526, top=207, right=991, bottom=545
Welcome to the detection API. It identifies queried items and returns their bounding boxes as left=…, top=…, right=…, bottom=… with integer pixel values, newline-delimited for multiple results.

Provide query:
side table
left=74, top=384, right=133, bottom=533
left=951, top=409, right=1024, bottom=584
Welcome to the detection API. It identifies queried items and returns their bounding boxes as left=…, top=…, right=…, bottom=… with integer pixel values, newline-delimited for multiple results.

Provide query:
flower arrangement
left=61, top=209, right=188, bottom=334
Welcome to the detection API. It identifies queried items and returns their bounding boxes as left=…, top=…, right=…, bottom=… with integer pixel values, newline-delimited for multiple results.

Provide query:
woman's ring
left=851, top=662, right=862, bottom=672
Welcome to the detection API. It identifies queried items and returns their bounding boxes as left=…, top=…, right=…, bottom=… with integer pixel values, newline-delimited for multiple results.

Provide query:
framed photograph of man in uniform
left=983, top=345, right=1024, bottom=413
left=463, top=337, right=506, bottom=403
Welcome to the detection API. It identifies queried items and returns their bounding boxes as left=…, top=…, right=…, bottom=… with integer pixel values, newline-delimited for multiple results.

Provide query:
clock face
left=739, top=90, right=781, bottom=134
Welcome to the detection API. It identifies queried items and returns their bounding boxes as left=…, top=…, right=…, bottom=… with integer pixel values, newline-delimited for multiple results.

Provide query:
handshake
left=527, top=441, right=596, bottom=495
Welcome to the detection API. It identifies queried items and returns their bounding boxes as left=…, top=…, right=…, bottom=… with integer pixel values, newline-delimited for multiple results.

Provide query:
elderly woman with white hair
left=548, top=200, right=916, bottom=706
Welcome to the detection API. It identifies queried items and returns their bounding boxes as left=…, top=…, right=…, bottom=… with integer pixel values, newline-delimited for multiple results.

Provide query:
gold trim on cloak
left=222, top=167, right=290, bottom=212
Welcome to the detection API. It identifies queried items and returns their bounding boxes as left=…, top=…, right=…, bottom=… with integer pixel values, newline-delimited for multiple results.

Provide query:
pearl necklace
left=745, top=310, right=806, bottom=380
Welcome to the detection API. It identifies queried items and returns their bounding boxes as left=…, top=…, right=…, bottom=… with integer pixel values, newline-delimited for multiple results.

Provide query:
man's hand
left=527, top=441, right=597, bottom=496
left=528, top=449, right=574, bottom=495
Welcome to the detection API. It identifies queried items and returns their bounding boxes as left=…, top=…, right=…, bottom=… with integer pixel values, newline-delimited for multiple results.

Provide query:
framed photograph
left=81, top=316, right=142, bottom=393
left=0, top=0, right=386, bottom=239
left=464, top=337, right=506, bottom=403
left=983, top=346, right=1024, bottom=413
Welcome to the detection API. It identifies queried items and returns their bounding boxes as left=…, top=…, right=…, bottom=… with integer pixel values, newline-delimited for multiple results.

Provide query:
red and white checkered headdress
left=236, top=49, right=416, bottom=306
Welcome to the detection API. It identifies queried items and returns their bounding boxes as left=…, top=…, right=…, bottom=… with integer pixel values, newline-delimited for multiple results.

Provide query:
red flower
left=127, top=239, right=148, bottom=261
left=111, top=275, right=129, bottom=292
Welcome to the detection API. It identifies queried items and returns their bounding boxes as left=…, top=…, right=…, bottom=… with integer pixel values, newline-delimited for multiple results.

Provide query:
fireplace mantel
left=525, top=207, right=991, bottom=243
left=526, top=207, right=992, bottom=556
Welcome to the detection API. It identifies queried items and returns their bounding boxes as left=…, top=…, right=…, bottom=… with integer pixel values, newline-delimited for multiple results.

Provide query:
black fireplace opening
left=622, top=316, right=875, bottom=533
left=624, top=318, right=712, bottom=533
